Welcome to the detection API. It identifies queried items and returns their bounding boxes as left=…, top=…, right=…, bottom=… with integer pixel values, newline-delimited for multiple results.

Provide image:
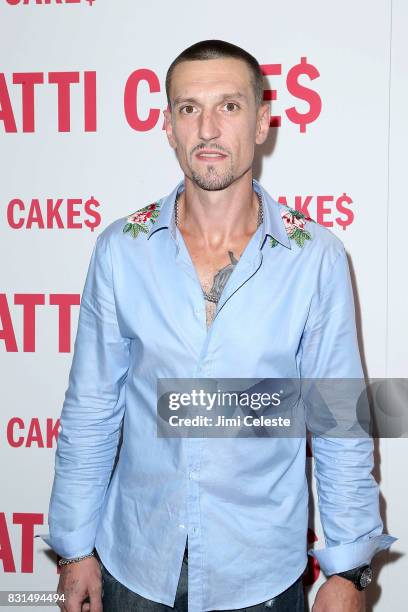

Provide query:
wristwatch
left=335, top=564, right=373, bottom=590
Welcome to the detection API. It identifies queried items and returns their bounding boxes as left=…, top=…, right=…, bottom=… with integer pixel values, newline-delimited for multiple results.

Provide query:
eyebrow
left=173, top=92, right=247, bottom=107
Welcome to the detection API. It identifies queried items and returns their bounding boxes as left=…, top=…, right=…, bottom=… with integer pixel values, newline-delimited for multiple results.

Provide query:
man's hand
left=57, top=556, right=103, bottom=612
left=312, top=575, right=366, bottom=612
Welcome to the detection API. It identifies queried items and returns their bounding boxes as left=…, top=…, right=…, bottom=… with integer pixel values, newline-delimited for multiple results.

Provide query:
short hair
left=165, top=39, right=264, bottom=110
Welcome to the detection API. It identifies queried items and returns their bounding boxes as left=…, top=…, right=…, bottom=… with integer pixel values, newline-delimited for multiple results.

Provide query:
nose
left=198, top=109, right=221, bottom=142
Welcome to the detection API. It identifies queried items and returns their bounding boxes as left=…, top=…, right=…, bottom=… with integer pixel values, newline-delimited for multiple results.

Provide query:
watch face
left=359, top=566, right=373, bottom=588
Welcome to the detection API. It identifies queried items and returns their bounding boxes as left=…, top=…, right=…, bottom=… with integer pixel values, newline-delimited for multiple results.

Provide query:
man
left=37, top=40, right=396, bottom=612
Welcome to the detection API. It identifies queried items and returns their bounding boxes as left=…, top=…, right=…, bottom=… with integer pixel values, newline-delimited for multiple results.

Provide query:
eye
left=179, top=105, right=196, bottom=114
left=223, top=102, right=239, bottom=112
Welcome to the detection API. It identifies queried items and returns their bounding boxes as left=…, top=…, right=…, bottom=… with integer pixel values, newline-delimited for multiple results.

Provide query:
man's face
left=164, top=57, right=270, bottom=191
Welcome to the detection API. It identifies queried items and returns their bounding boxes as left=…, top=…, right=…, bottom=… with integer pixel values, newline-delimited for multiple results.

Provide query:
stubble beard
left=190, top=161, right=235, bottom=191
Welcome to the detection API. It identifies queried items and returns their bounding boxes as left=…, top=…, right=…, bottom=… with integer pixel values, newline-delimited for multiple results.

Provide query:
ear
left=163, top=106, right=177, bottom=150
left=255, top=102, right=271, bottom=145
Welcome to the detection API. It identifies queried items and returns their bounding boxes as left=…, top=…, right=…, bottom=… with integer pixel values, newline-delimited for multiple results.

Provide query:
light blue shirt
left=37, top=178, right=397, bottom=611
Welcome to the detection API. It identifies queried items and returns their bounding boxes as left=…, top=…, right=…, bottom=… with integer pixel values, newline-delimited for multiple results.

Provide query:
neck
left=175, top=172, right=260, bottom=249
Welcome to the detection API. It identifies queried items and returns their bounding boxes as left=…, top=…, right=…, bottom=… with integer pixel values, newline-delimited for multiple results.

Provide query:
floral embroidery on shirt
left=269, top=207, right=315, bottom=248
left=123, top=202, right=161, bottom=239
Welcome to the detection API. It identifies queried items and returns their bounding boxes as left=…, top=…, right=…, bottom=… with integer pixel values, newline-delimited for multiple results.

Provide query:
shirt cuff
left=307, top=534, right=398, bottom=575
left=34, top=532, right=95, bottom=560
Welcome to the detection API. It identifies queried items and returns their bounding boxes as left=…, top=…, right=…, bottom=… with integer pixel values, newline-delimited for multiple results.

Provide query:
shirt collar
left=147, top=177, right=291, bottom=250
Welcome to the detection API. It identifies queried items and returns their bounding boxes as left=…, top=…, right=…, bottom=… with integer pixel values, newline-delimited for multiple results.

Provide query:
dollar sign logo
left=286, top=57, right=322, bottom=133
left=336, top=193, right=354, bottom=230
left=84, top=196, right=101, bottom=232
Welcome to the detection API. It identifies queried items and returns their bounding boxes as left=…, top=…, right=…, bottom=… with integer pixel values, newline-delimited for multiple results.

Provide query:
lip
left=195, top=150, right=228, bottom=161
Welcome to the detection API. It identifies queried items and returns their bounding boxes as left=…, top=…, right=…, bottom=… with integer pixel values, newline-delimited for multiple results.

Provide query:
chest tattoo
left=203, top=250, right=239, bottom=328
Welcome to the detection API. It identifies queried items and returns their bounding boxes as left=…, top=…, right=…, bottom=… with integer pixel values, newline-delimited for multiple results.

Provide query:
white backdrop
left=0, top=1, right=406, bottom=609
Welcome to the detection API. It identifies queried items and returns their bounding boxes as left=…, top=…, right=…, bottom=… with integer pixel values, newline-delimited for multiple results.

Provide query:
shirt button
left=192, top=526, right=198, bottom=535
left=189, top=471, right=197, bottom=480
left=179, top=524, right=186, bottom=530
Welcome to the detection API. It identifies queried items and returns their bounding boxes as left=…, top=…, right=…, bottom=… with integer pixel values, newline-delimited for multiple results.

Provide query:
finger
left=63, top=600, right=82, bottom=612
left=89, top=589, right=103, bottom=612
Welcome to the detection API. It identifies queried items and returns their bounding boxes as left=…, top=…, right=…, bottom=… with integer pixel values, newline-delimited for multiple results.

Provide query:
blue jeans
left=99, top=545, right=305, bottom=611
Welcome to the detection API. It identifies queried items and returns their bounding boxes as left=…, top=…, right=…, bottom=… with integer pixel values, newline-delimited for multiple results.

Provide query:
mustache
left=192, top=144, right=229, bottom=155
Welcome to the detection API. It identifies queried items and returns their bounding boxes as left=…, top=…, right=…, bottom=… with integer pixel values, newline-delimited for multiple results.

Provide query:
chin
left=190, top=169, right=235, bottom=191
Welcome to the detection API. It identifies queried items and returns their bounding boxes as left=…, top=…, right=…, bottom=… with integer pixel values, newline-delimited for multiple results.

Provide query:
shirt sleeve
left=35, top=232, right=131, bottom=559
left=300, top=244, right=397, bottom=575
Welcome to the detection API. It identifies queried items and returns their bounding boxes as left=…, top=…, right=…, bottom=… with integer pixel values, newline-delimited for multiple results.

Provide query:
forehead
left=170, top=57, right=253, bottom=102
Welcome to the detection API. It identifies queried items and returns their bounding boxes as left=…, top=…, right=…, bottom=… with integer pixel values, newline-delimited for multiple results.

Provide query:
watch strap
left=335, top=564, right=372, bottom=591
